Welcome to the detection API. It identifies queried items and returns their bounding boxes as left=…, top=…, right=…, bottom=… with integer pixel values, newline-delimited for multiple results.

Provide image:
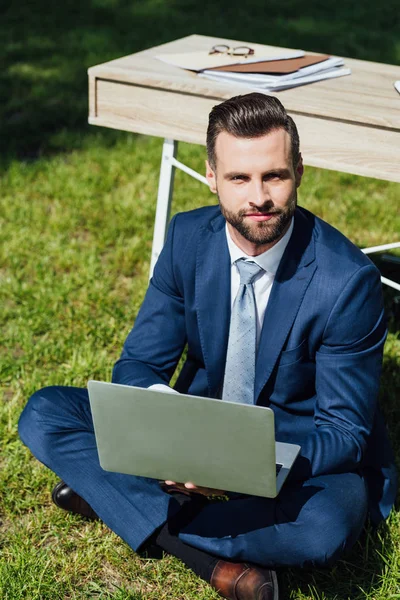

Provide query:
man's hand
left=163, top=480, right=225, bottom=497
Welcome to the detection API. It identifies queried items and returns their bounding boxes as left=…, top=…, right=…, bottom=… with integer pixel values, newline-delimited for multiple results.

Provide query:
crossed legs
left=18, top=385, right=368, bottom=568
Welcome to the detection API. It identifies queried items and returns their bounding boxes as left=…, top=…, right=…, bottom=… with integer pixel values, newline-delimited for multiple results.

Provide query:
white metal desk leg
left=149, top=139, right=178, bottom=278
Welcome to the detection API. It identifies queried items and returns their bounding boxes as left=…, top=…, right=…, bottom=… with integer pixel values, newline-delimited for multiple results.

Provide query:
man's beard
left=219, top=193, right=297, bottom=246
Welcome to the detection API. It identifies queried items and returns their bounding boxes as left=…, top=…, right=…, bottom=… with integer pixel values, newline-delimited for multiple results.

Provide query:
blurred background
left=2, top=0, right=400, bottom=160
left=1, top=2, right=399, bottom=599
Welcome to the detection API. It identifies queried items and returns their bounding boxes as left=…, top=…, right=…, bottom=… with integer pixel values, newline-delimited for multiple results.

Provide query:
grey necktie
left=222, top=258, right=265, bottom=404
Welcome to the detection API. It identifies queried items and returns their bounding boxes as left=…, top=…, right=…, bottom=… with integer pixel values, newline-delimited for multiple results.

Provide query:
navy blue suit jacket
left=113, top=205, right=397, bottom=524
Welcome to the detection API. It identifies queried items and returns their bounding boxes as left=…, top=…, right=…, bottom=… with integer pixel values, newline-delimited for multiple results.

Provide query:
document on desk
left=199, top=57, right=351, bottom=91
left=155, top=48, right=305, bottom=72
left=207, top=53, right=330, bottom=74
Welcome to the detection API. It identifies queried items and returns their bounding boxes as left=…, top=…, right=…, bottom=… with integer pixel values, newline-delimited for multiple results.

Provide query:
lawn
left=1, top=1, right=399, bottom=598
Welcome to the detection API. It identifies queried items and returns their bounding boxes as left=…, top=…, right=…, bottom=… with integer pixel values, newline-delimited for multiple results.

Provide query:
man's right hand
left=163, top=480, right=225, bottom=497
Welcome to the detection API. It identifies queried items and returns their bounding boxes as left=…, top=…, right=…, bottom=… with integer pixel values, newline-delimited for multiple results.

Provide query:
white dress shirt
left=149, top=218, right=294, bottom=393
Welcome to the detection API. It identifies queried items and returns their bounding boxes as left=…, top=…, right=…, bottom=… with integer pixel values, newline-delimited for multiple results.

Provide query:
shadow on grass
left=1, top=0, right=400, bottom=161
left=283, top=520, right=397, bottom=600
left=380, top=353, right=400, bottom=471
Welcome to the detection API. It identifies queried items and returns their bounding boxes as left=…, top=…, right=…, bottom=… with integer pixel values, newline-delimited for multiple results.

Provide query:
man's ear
left=295, top=154, right=304, bottom=188
left=205, top=160, right=217, bottom=193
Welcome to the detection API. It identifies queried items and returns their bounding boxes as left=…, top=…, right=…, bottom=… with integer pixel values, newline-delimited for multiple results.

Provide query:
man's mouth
left=244, top=212, right=276, bottom=222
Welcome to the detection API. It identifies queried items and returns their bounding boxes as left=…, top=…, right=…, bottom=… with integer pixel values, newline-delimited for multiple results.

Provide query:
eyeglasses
left=209, top=44, right=255, bottom=58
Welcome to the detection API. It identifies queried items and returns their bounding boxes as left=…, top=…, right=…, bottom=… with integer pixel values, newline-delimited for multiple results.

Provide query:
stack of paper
left=198, top=55, right=351, bottom=91
left=155, top=50, right=351, bottom=91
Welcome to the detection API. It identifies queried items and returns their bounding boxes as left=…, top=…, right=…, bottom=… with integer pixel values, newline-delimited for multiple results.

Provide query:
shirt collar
left=225, top=217, right=294, bottom=276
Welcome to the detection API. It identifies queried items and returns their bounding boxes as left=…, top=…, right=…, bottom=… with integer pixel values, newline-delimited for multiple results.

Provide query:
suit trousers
left=18, top=386, right=368, bottom=568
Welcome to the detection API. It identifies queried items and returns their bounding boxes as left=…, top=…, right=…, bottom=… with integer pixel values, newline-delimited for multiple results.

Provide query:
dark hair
left=207, top=92, right=300, bottom=170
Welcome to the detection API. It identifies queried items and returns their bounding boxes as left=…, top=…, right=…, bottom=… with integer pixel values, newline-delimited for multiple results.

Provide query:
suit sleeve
left=289, top=263, right=387, bottom=481
left=112, top=215, right=187, bottom=388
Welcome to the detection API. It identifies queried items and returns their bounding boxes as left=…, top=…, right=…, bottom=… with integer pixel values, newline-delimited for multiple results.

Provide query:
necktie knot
left=235, top=258, right=264, bottom=285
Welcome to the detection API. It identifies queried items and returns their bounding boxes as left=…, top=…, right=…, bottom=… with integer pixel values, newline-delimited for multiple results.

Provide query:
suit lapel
left=196, top=213, right=231, bottom=397
left=254, top=209, right=317, bottom=402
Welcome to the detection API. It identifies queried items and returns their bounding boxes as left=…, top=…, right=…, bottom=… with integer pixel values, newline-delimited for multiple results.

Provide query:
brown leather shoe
left=51, top=481, right=99, bottom=520
left=210, top=560, right=278, bottom=600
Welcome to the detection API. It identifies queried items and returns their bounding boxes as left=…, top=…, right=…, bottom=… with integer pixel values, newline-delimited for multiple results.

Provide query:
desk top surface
left=89, top=34, right=400, bottom=133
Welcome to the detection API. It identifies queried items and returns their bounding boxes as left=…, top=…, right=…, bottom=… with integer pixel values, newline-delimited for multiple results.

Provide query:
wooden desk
left=88, top=35, right=400, bottom=284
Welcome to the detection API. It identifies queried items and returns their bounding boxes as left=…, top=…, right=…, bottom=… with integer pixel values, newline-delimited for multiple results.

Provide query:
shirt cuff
left=148, top=384, right=180, bottom=394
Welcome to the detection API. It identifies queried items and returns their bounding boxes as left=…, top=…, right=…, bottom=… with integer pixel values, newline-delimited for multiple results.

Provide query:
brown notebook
left=206, top=54, right=330, bottom=74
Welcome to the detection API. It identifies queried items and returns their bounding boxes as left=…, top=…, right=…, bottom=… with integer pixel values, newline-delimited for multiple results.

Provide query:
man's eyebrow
left=223, top=171, right=249, bottom=179
left=223, top=168, right=291, bottom=179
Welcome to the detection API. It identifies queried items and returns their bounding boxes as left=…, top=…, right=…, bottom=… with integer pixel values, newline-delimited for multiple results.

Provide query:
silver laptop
left=88, top=380, right=300, bottom=498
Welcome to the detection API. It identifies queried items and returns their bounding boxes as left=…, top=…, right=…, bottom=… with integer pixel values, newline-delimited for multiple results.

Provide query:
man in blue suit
left=19, top=93, right=397, bottom=600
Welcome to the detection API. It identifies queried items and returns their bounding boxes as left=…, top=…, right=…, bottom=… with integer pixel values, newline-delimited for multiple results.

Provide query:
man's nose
left=249, top=180, right=269, bottom=206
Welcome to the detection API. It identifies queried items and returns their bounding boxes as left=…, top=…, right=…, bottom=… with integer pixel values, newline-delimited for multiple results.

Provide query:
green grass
left=1, top=0, right=400, bottom=598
